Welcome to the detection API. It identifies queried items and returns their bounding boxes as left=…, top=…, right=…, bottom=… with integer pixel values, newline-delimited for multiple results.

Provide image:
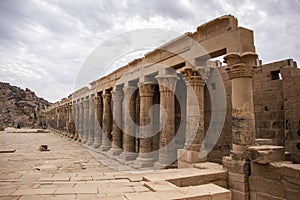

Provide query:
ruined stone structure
left=45, top=15, right=300, bottom=200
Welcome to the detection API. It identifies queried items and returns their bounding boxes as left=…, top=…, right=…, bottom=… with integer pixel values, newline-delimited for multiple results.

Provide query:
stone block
left=222, top=156, right=250, bottom=174
left=255, top=139, right=273, bottom=145
left=250, top=162, right=281, bottom=180
left=230, top=188, right=249, bottom=200
left=229, top=179, right=249, bottom=192
left=280, top=163, right=300, bottom=188
left=178, top=160, right=193, bottom=168
left=228, top=172, right=249, bottom=192
left=248, top=145, right=284, bottom=164
left=178, top=149, right=207, bottom=163
left=144, top=180, right=177, bottom=192
left=285, top=188, right=300, bottom=200
left=167, top=168, right=227, bottom=188
left=228, top=172, right=248, bottom=183
left=250, top=191, right=256, bottom=200
left=39, top=145, right=49, bottom=151
left=249, top=176, right=285, bottom=198
left=256, top=192, right=286, bottom=200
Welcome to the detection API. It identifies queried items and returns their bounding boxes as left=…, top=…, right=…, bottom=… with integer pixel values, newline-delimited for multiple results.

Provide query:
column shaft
left=73, top=104, right=79, bottom=141
left=100, top=92, right=112, bottom=151
left=93, top=96, right=103, bottom=148
left=156, top=75, right=178, bottom=165
left=108, top=89, right=123, bottom=155
left=178, top=66, right=207, bottom=166
left=78, top=102, right=84, bottom=142
left=224, top=52, right=258, bottom=156
left=82, top=100, right=89, bottom=144
left=121, top=86, right=137, bottom=160
left=136, top=82, right=156, bottom=167
left=87, top=97, right=95, bottom=145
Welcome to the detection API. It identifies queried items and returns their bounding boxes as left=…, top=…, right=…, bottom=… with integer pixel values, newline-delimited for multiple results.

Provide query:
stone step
left=143, top=167, right=227, bottom=188
left=125, top=183, right=231, bottom=200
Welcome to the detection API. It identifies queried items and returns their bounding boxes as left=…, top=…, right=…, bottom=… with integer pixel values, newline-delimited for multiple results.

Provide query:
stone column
left=73, top=103, right=79, bottom=141
left=155, top=74, right=178, bottom=166
left=93, top=96, right=103, bottom=148
left=120, top=85, right=138, bottom=161
left=223, top=52, right=258, bottom=200
left=224, top=52, right=258, bottom=156
left=178, top=66, right=207, bottom=167
left=56, top=108, right=60, bottom=129
left=82, top=99, right=89, bottom=144
left=78, top=102, right=84, bottom=142
left=108, top=88, right=123, bottom=156
left=100, top=91, right=112, bottom=151
left=65, top=106, right=69, bottom=136
left=136, top=82, right=156, bottom=167
left=68, top=103, right=75, bottom=139
left=87, top=97, right=95, bottom=146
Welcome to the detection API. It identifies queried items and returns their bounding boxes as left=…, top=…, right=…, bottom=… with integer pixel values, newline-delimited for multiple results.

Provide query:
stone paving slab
left=0, top=129, right=230, bottom=199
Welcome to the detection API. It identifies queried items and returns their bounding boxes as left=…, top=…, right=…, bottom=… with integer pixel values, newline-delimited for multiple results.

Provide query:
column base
left=120, top=152, right=138, bottom=161
left=87, top=138, right=94, bottom=146
left=177, top=149, right=207, bottom=168
left=108, top=147, right=123, bottom=156
left=82, top=138, right=88, bottom=144
left=92, top=142, right=101, bottom=148
left=100, top=145, right=111, bottom=151
left=135, top=157, right=155, bottom=168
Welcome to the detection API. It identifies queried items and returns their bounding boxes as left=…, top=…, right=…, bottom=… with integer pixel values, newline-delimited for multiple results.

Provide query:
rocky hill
left=0, top=82, right=51, bottom=127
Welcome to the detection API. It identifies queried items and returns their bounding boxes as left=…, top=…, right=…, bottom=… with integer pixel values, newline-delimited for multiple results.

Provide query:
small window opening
left=271, top=70, right=282, bottom=80
left=297, top=129, right=300, bottom=137
left=286, top=120, right=289, bottom=130
left=297, top=142, right=300, bottom=151
left=264, top=105, right=269, bottom=111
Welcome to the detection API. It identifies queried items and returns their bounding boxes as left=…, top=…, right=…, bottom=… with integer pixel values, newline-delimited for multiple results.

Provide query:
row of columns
left=47, top=52, right=258, bottom=168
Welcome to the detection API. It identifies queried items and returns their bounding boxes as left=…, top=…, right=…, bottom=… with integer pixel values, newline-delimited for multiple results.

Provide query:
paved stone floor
left=0, top=129, right=150, bottom=199
left=0, top=129, right=231, bottom=200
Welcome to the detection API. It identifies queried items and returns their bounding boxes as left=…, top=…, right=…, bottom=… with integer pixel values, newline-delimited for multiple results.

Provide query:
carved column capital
left=102, top=93, right=111, bottom=104
left=224, top=52, right=258, bottom=79
left=138, top=82, right=156, bottom=97
left=83, top=99, right=89, bottom=108
left=181, top=67, right=206, bottom=87
left=111, top=89, right=123, bottom=102
left=155, top=75, right=178, bottom=93
left=123, top=86, right=137, bottom=100
left=94, top=96, right=100, bottom=104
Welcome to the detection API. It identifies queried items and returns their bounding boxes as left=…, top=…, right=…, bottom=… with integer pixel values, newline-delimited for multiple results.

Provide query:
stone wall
left=205, top=59, right=300, bottom=164
left=249, top=161, right=300, bottom=200
left=253, top=59, right=300, bottom=163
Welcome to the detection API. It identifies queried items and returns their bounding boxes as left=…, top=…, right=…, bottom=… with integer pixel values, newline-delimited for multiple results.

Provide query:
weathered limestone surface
left=224, top=52, right=258, bottom=155
left=120, top=85, right=138, bottom=161
left=82, top=99, right=89, bottom=144
left=87, top=97, right=95, bottom=146
left=135, top=82, right=156, bottom=167
left=248, top=145, right=285, bottom=164
left=100, top=92, right=112, bottom=151
left=93, top=96, right=102, bottom=148
left=109, top=88, right=124, bottom=156
left=156, top=73, right=178, bottom=166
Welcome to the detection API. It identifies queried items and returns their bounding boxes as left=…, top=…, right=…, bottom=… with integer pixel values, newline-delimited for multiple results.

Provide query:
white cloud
left=0, top=0, right=299, bottom=102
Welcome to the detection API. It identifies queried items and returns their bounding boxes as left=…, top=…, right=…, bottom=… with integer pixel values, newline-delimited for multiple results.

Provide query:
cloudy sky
left=0, top=0, right=299, bottom=102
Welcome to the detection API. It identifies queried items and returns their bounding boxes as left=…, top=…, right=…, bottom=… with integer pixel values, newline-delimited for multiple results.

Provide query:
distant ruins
left=43, top=15, right=300, bottom=200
